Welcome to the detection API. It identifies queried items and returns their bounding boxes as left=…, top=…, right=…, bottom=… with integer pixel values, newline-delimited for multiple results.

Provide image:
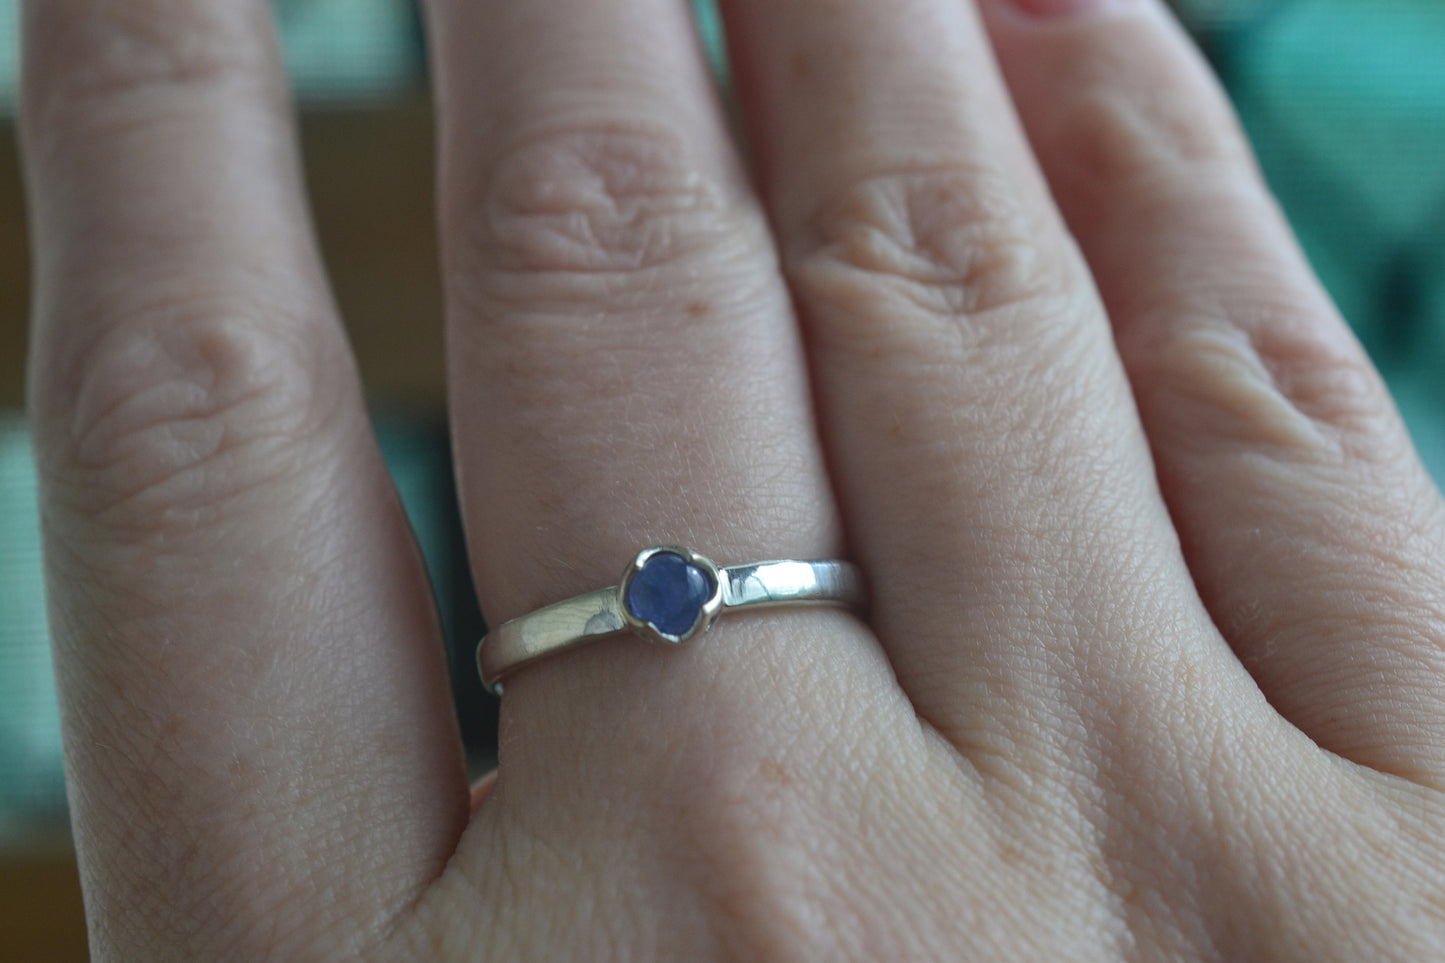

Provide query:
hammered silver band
left=477, top=546, right=865, bottom=695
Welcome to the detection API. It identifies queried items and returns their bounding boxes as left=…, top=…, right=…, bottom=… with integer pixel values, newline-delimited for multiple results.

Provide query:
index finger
left=21, top=3, right=467, bottom=956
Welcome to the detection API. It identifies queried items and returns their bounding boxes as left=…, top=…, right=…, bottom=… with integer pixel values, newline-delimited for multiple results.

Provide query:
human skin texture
left=18, top=0, right=1445, bottom=959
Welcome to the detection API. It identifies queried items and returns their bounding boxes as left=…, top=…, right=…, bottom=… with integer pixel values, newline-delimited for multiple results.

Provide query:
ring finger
left=424, top=0, right=891, bottom=803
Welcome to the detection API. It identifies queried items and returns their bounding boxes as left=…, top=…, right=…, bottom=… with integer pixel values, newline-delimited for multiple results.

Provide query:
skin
left=17, top=0, right=1445, bottom=959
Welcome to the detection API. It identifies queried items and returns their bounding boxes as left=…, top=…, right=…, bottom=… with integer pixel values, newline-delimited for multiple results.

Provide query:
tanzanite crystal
left=625, top=551, right=716, bottom=638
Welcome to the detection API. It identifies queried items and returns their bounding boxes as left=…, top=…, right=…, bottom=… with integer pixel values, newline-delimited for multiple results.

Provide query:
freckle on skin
left=759, top=758, right=792, bottom=788
left=686, top=301, right=711, bottom=319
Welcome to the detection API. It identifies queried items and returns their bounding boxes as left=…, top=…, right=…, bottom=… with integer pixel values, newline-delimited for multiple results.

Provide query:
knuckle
left=462, top=122, right=757, bottom=285
left=1131, top=306, right=1396, bottom=460
left=1059, top=89, right=1249, bottom=196
left=42, top=297, right=345, bottom=527
left=24, top=2, right=276, bottom=128
left=789, top=165, right=1077, bottom=341
left=1131, top=318, right=1322, bottom=452
left=1045, top=31, right=1255, bottom=199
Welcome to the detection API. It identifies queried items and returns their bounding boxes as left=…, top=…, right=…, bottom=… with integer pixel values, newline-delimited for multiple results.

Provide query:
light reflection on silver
left=477, top=549, right=864, bottom=696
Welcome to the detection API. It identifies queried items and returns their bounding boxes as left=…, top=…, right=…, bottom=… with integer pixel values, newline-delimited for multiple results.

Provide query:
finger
left=981, top=0, right=1445, bottom=782
left=21, top=2, right=467, bottom=956
left=424, top=1, right=941, bottom=942
left=469, top=770, right=498, bottom=816
left=425, top=0, right=891, bottom=786
left=720, top=0, right=1244, bottom=758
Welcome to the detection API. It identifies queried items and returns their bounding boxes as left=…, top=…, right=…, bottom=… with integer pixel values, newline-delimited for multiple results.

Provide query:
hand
left=21, top=0, right=1445, bottom=959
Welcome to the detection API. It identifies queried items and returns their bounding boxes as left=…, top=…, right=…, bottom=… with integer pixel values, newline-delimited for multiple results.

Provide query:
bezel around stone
left=618, top=545, right=725, bottom=646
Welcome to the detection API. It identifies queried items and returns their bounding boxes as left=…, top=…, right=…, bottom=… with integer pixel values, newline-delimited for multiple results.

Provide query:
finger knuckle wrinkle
left=1255, top=323, right=1398, bottom=458
left=26, top=3, right=274, bottom=122
left=474, top=124, right=744, bottom=279
left=1138, top=312, right=1389, bottom=458
left=794, top=168, right=1068, bottom=329
left=57, top=309, right=330, bottom=520
left=1052, top=42, right=1252, bottom=197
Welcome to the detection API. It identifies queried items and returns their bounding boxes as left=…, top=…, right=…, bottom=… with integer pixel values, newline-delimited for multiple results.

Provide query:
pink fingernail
left=1007, top=0, right=1126, bottom=18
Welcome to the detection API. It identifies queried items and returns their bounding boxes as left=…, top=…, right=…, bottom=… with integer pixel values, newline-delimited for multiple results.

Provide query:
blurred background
left=0, top=0, right=1442, bottom=957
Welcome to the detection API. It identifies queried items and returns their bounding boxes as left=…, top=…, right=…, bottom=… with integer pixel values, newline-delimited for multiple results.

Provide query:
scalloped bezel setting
left=619, top=546, right=725, bottom=645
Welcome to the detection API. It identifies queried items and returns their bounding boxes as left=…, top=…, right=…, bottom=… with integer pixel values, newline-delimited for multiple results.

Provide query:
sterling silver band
left=477, top=546, right=864, bottom=695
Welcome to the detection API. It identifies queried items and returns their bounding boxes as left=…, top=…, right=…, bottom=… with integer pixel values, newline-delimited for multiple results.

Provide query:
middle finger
left=723, top=0, right=1251, bottom=760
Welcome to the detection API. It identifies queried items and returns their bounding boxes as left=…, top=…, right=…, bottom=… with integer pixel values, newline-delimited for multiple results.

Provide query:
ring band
left=477, top=545, right=865, bottom=695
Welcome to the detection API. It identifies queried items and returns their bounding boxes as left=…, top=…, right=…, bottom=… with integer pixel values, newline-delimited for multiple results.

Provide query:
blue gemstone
left=625, top=552, right=715, bottom=637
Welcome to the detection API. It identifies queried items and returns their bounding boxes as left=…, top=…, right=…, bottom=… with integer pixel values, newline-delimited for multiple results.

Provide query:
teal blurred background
left=1187, top=0, right=1445, bottom=468
left=0, top=1, right=1442, bottom=956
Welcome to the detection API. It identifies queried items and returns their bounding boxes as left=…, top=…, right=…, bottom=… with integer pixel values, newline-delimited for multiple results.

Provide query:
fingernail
left=1006, top=0, right=1127, bottom=18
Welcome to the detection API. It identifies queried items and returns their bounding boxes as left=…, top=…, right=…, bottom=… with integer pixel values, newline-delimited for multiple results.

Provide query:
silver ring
left=477, top=546, right=865, bottom=695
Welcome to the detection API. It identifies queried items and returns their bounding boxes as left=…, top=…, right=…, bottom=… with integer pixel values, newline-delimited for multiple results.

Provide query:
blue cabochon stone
left=625, top=552, right=716, bottom=637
